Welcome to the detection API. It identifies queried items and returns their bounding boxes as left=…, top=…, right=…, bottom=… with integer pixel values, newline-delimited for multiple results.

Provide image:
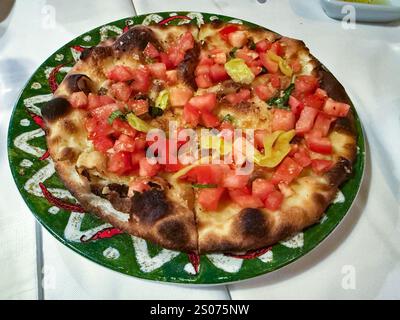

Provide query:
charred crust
left=158, top=220, right=189, bottom=245
left=177, top=42, right=200, bottom=89
left=80, top=46, right=113, bottom=61
left=62, top=119, right=78, bottom=134
left=59, top=147, right=78, bottom=162
left=239, top=208, right=268, bottom=238
left=108, top=184, right=129, bottom=197
left=326, top=157, right=352, bottom=187
left=64, top=74, right=93, bottom=94
left=131, top=189, right=170, bottom=224
left=113, top=26, right=161, bottom=53
left=333, top=111, right=356, bottom=136
left=41, top=97, right=71, bottom=122
left=318, top=66, right=351, bottom=104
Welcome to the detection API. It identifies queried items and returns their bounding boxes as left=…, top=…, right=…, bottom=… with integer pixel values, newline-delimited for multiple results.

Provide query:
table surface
left=0, top=0, right=399, bottom=300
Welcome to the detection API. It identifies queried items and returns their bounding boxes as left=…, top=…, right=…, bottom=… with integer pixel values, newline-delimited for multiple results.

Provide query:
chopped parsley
left=192, top=184, right=218, bottom=189
left=108, top=110, right=125, bottom=124
left=229, top=47, right=238, bottom=58
left=267, top=83, right=295, bottom=110
left=222, top=114, right=235, bottom=123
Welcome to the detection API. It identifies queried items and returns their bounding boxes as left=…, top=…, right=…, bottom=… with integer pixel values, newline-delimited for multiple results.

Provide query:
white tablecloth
left=0, top=0, right=399, bottom=299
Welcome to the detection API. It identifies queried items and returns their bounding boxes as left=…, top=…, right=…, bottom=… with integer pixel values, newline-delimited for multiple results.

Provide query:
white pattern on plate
left=20, top=119, right=31, bottom=127
left=206, top=254, right=243, bottom=273
left=20, top=159, right=33, bottom=168
left=103, top=247, right=120, bottom=260
left=48, top=206, right=60, bottom=215
left=280, top=232, right=304, bottom=249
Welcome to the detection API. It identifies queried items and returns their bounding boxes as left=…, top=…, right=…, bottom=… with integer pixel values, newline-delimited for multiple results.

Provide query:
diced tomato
left=129, top=179, right=151, bottom=194
left=134, top=133, right=147, bottom=151
left=270, top=41, right=285, bottom=56
left=198, top=56, right=214, bottom=66
left=294, top=75, right=319, bottom=95
left=198, top=187, right=225, bottom=211
left=178, top=31, right=195, bottom=52
left=107, top=65, right=135, bottom=82
left=228, top=31, right=247, bottom=48
left=107, top=151, right=133, bottom=175
left=211, top=51, right=227, bottom=65
left=236, top=49, right=257, bottom=64
left=313, top=112, right=336, bottom=136
left=271, top=157, right=303, bottom=185
left=229, top=188, right=263, bottom=208
left=264, top=190, right=284, bottom=211
left=127, top=99, right=149, bottom=116
left=305, top=133, right=333, bottom=155
left=255, top=84, right=275, bottom=101
left=92, top=135, right=114, bottom=153
left=315, top=88, right=328, bottom=99
left=201, top=112, right=220, bottom=128
left=250, top=66, right=263, bottom=76
left=222, top=171, right=249, bottom=189
left=252, top=179, right=275, bottom=201
left=323, top=98, right=350, bottom=117
left=90, top=103, right=122, bottom=121
left=143, top=42, right=160, bottom=58
left=195, top=64, right=211, bottom=76
left=160, top=52, right=174, bottom=70
left=293, top=148, right=312, bottom=167
left=260, top=52, right=279, bottom=73
left=113, top=134, right=136, bottom=152
left=186, top=165, right=224, bottom=185
left=167, top=46, right=185, bottom=67
left=69, top=91, right=88, bottom=108
left=295, top=106, right=319, bottom=134
left=183, top=103, right=201, bottom=127
left=254, top=129, right=268, bottom=150
left=164, top=162, right=185, bottom=173
left=147, top=63, right=166, bottom=80
left=210, top=64, right=230, bottom=82
left=311, top=159, right=334, bottom=174
left=226, top=89, right=251, bottom=105
left=255, top=40, right=271, bottom=53
left=270, top=74, right=281, bottom=89
left=110, top=82, right=132, bottom=102
left=85, top=118, right=114, bottom=140
left=130, top=67, right=151, bottom=93
left=289, top=95, right=304, bottom=118
left=189, top=93, right=217, bottom=112
left=131, top=150, right=145, bottom=167
left=272, top=109, right=295, bottom=132
left=166, top=70, right=178, bottom=84
left=290, top=58, right=302, bottom=73
left=139, top=157, right=160, bottom=177
left=303, top=93, right=326, bottom=110
left=195, top=74, right=213, bottom=88
left=219, top=25, right=240, bottom=41
left=112, top=118, right=137, bottom=137
left=169, top=87, right=194, bottom=107
left=88, top=93, right=115, bottom=110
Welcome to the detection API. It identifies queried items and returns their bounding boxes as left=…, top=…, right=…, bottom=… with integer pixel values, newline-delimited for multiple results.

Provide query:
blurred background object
left=0, top=0, right=15, bottom=38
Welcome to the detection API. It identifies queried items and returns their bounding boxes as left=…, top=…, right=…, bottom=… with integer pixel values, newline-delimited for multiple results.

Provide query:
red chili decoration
left=159, top=15, right=191, bottom=25
left=48, top=64, right=64, bottom=93
left=39, top=182, right=85, bottom=213
left=29, top=113, right=45, bottom=130
left=39, top=150, right=50, bottom=161
left=225, top=247, right=272, bottom=260
left=188, top=252, right=200, bottom=274
left=80, top=227, right=124, bottom=242
left=123, top=24, right=130, bottom=33
left=71, top=45, right=85, bottom=53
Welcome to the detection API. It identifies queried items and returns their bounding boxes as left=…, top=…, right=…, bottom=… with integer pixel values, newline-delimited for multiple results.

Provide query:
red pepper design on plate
left=80, top=227, right=124, bottom=242
left=188, top=252, right=200, bottom=274
left=159, top=15, right=191, bottom=25
left=48, top=63, right=65, bottom=93
left=225, top=247, right=272, bottom=260
left=39, top=182, right=85, bottom=213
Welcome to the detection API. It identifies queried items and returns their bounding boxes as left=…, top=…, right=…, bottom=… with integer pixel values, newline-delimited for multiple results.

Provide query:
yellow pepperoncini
left=224, top=58, right=255, bottom=84
left=200, top=135, right=232, bottom=156
left=155, top=89, right=169, bottom=111
left=126, top=113, right=153, bottom=133
left=254, top=130, right=296, bottom=168
left=171, top=156, right=213, bottom=182
left=267, top=51, right=293, bottom=77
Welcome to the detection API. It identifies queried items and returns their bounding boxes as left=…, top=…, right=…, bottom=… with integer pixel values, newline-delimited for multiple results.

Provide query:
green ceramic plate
left=7, top=12, right=365, bottom=285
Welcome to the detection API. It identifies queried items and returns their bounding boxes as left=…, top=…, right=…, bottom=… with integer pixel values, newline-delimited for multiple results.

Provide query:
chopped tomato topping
left=166, top=70, right=178, bottom=84
left=255, top=84, right=275, bottom=101
left=93, top=136, right=114, bottom=153
left=113, top=134, right=136, bottom=152
left=294, top=75, right=319, bottom=96
left=127, top=99, right=149, bottom=116
left=130, top=67, right=151, bottom=93
left=195, top=74, right=213, bottom=88
left=69, top=91, right=88, bottom=108
left=255, top=40, right=272, bottom=53
left=270, top=41, right=285, bottom=56
left=211, top=51, right=227, bottom=65
left=88, top=94, right=115, bottom=110
left=303, top=93, right=326, bottom=110
left=312, top=112, right=336, bottom=136
left=147, top=63, right=167, bottom=80
left=90, top=103, right=123, bottom=121
left=110, top=82, right=132, bottom=102
left=143, top=43, right=160, bottom=59
left=169, top=87, right=194, bottom=107
left=139, top=157, right=160, bottom=177
left=270, top=74, right=281, bottom=89
left=160, top=52, right=174, bottom=70
left=290, top=58, right=302, bottom=73
left=222, top=171, right=249, bottom=189
left=200, top=112, right=221, bottom=128
left=219, top=25, right=240, bottom=41
left=112, top=118, right=137, bottom=137
left=107, top=65, right=135, bottom=82
left=271, top=157, right=303, bottom=185
left=107, top=151, right=133, bottom=175
left=228, top=31, right=247, bottom=48
left=254, top=129, right=268, bottom=150
left=188, top=93, right=217, bottom=112
left=264, top=190, right=284, bottom=211
left=226, top=89, right=251, bottom=105
left=183, top=103, right=201, bottom=127
left=210, top=64, right=230, bottom=82
left=305, top=133, right=333, bottom=155
left=186, top=165, right=224, bottom=185
left=295, top=106, right=319, bottom=135
left=198, top=187, right=225, bottom=211
left=178, top=31, right=195, bottom=52
left=293, top=148, right=312, bottom=167
left=260, top=52, right=279, bottom=74
left=289, top=95, right=304, bottom=118
left=323, top=98, right=350, bottom=117
left=311, top=159, right=334, bottom=174
left=252, top=179, right=275, bottom=201
left=229, top=188, right=264, bottom=209
left=272, top=109, right=295, bottom=132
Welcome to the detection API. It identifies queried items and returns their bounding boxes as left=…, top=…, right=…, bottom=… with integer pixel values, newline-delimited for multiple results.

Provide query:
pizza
left=41, top=21, right=357, bottom=254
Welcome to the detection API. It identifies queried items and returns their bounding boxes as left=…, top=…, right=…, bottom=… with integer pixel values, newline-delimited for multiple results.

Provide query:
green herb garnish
left=108, top=110, right=125, bottom=124
left=192, top=184, right=218, bottom=189
left=149, top=106, right=164, bottom=117
left=229, top=47, right=238, bottom=58
left=222, top=114, right=235, bottom=123
left=267, top=83, right=295, bottom=110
